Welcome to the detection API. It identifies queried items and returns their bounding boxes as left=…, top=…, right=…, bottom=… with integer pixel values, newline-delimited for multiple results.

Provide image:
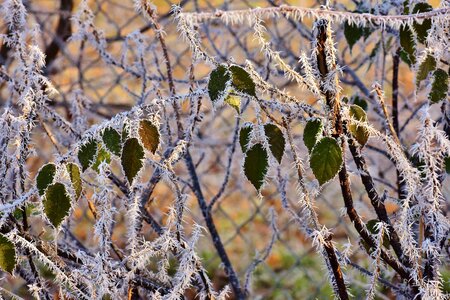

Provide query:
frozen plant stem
left=184, top=151, right=245, bottom=299
left=314, top=19, right=419, bottom=298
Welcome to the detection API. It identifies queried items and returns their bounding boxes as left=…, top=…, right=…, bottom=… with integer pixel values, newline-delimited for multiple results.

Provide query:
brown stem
left=392, top=49, right=400, bottom=137
left=348, top=138, right=412, bottom=269
left=184, top=151, right=245, bottom=299
left=140, top=3, right=183, bottom=137
left=284, top=117, right=348, bottom=299
left=337, top=157, right=410, bottom=280
left=314, top=20, right=349, bottom=300
left=315, top=19, right=418, bottom=296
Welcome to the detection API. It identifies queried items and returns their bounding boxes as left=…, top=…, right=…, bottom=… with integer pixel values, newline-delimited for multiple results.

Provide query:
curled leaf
left=352, top=95, right=368, bottom=111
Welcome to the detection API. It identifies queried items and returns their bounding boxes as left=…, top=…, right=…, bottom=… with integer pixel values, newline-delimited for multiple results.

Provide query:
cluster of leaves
left=343, top=1, right=449, bottom=105
left=239, top=123, right=285, bottom=191
left=208, top=64, right=256, bottom=111
left=207, top=63, right=372, bottom=188
left=1, top=0, right=449, bottom=298
left=0, top=119, right=160, bottom=274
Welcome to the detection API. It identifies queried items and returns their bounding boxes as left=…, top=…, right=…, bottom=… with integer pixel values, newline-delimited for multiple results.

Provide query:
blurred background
left=0, top=0, right=449, bottom=299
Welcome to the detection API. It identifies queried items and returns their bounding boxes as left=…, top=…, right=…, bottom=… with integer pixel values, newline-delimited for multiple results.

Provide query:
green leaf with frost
left=78, top=139, right=98, bottom=171
left=417, top=55, right=436, bottom=87
left=310, top=137, right=343, bottom=185
left=121, top=138, right=144, bottom=185
left=244, top=144, right=268, bottom=191
left=429, top=69, right=449, bottom=104
left=412, top=3, right=432, bottom=44
left=208, top=65, right=231, bottom=103
left=0, top=234, right=16, bottom=274
left=264, top=124, right=285, bottom=164
left=240, top=125, right=252, bottom=153
left=36, top=163, right=56, bottom=196
left=66, top=163, right=82, bottom=200
left=92, top=146, right=111, bottom=173
left=303, top=119, right=323, bottom=152
left=229, top=65, right=256, bottom=97
left=349, top=105, right=370, bottom=146
left=352, top=95, right=368, bottom=111
left=102, top=127, right=121, bottom=156
left=43, top=183, right=71, bottom=228
left=400, top=25, right=416, bottom=66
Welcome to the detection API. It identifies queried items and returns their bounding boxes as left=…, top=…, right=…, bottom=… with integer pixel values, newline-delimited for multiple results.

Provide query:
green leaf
left=43, top=183, right=71, bottom=228
left=121, top=138, right=144, bottom=185
left=78, top=139, right=98, bottom=171
left=225, top=95, right=240, bottom=112
left=0, top=234, right=16, bottom=274
left=344, top=22, right=364, bottom=51
left=138, top=120, right=160, bottom=154
left=36, top=163, right=56, bottom=196
left=310, top=137, right=343, bottom=185
left=429, top=69, right=449, bottom=104
left=417, top=55, right=436, bottom=87
left=400, top=25, right=416, bottom=66
left=352, top=95, right=368, bottom=111
left=412, top=3, right=432, bottom=44
left=92, top=146, right=111, bottom=173
left=366, top=220, right=390, bottom=248
left=102, top=127, right=121, bottom=156
left=349, top=105, right=370, bottom=146
left=244, top=144, right=269, bottom=191
left=303, top=119, right=323, bottom=152
left=264, top=124, right=285, bottom=164
left=399, top=50, right=412, bottom=66
left=444, top=156, right=450, bottom=174
left=239, top=125, right=252, bottom=153
left=66, top=163, right=82, bottom=200
left=403, top=0, right=410, bottom=14
left=229, top=65, right=256, bottom=97
left=208, top=65, right=231, bottom=102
